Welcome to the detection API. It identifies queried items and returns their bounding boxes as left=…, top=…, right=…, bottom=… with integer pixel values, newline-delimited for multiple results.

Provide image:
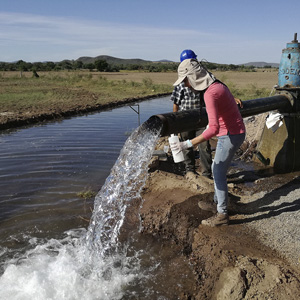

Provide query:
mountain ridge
left=76, top=55, right=279, bottom=67
left=240, top=61, right=279, bottom=68
left=76, top=55, right=153, bottom=65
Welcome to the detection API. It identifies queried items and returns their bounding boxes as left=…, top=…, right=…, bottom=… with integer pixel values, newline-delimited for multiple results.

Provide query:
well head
left=278, top=33, right=300, bottom=89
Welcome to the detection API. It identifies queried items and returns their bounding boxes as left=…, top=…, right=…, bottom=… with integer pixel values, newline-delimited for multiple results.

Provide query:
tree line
left=0, top=59, right=265, bottom=73
left=0, top=59, right=178, bottom=72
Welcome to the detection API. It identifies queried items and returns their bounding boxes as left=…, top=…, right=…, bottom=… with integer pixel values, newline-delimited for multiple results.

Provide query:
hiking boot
left=201, top=213, right=229, bottom=227
left=198, top=201, right=217, bottom=213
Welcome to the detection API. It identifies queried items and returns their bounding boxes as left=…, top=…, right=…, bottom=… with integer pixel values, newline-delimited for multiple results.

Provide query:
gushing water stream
left=86, top=118, right=162, bottom=256
left=0, top=118, right=162, bottom=300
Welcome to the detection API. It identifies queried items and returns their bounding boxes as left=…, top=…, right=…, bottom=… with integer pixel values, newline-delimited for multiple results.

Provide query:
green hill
left=76, top=55, right=154, bottom=65
left=241, top=61, right=279, bottom=68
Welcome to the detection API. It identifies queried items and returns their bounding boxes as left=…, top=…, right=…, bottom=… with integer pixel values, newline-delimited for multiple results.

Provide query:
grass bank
left=0, top=72, right=171, bottom=129
left=0, top=70, right=278, bottom=129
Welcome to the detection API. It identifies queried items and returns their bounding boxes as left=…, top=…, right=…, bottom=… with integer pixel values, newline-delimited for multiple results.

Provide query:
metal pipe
left=149, top=94, right=292, bottom=137
left=150, top=109, right=208, bottom=137
left=239, top=94, right=292, bottom=118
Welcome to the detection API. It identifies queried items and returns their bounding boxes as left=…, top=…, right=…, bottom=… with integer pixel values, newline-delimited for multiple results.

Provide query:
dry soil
left=139, top=114, right=300, bottom=299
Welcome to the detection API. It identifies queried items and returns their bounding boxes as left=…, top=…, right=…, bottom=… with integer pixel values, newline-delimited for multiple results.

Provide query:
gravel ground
left=234, top=179, right=300, bottom=267
left=231, top=114, right=300, bottom=268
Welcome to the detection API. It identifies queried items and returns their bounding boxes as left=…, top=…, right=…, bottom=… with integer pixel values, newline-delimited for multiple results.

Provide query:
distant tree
left=74, top=61, right=84, bottom=70
left=160, top=64, right=169, bottom=72
left=108, top=65, right=120, bottom=72
left=6, top=63, right=17, bottom=71
left=95, top=59, right=109, bottom=72
left=45, top=61, right=56, bottom=71
left=84, top=63, right=95, bottom=71
left=33, top=62, right=45, bottom=71
left=16, top=60, right=28, bottom=77
left=229, top=64, right=238, bottom=70
left=129, top=64, right=142, bottom=71
left=57, top=60, right=73, bottom=70
left=0, top=62, right=7, bottom=71
left=16, top=60, right=28, bottom=71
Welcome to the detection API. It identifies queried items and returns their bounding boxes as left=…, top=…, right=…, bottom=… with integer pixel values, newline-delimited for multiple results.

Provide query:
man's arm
left=170, top=84, right=182, bottom=112
left=173, top=103, right=179, bottom=112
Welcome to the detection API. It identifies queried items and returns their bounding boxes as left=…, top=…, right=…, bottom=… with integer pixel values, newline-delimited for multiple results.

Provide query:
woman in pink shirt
left=172, top=59, right=246, bottom=226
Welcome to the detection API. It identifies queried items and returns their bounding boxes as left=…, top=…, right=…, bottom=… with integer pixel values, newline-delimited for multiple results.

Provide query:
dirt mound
left=140, top=112, right=300, bottom=299
left=140, top=171, right=300, bottom=299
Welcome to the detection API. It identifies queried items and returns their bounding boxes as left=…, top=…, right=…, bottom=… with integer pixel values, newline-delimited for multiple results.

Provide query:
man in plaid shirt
left=171, top=81, right=212, bottom=179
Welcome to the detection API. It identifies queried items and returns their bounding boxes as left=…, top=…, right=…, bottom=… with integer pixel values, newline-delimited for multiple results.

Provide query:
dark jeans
left=180, top=129, right=212, bottom=176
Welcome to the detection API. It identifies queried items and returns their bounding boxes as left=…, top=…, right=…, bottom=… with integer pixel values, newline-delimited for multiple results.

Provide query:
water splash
left=0, top=118, right=163, bottom=299
left=0, top=229, right=143, bottom=300
left=86, top=118, right=162, bottom=256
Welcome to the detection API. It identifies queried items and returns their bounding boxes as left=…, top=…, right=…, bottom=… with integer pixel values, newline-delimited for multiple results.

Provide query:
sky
left=0, top=0, right=299, bottom=64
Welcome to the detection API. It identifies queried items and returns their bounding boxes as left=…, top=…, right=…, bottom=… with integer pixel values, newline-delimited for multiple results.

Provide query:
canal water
left=0, top=97, right=195, bottom=299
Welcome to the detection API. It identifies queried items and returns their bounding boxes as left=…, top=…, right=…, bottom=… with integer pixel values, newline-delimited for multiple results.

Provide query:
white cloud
left=0, top=12, right=284, bottom=64
left=0, top=12, right=212, bottom=62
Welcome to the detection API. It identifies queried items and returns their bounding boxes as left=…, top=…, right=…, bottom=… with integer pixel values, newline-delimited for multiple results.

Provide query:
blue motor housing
left=278, top=33, right=300, bottom=88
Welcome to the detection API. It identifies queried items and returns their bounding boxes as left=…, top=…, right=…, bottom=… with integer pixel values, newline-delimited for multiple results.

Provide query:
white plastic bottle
left=168, top=134, right=185, bottom=163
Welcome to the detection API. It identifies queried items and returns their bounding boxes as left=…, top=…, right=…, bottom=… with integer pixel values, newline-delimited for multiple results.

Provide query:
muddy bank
left=138, top=114, right=300, bottom=299
left=0, top=92, right=170, bottom=131
left=139, top=168, right=300, bottom=299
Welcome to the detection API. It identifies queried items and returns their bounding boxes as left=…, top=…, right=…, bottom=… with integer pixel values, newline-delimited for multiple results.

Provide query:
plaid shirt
left=170, top=82, right=202, bottom=111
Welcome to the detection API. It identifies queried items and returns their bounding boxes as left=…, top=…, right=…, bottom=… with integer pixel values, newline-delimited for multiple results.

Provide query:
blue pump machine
left=256, top=33, right=300, bottom=172
left=278, top=33, right=300, bottom=89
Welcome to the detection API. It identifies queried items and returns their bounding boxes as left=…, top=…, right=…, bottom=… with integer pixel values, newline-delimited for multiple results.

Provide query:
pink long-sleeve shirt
left=202, top=82, right=246, bottom=140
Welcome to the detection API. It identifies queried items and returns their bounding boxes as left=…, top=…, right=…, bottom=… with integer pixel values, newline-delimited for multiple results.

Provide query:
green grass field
left=0, top=69, right=278, bottom=127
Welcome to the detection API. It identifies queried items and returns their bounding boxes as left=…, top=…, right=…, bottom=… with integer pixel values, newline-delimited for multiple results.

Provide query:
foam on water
left=0, top=120, right=162, bottom=299
left=0, top=229, right=141, bottom=300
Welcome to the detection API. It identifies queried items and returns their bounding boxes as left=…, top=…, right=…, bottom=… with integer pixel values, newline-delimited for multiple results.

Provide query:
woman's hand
left=170, top=140, right=193, bottom=153
left=234, top=98, right=243, bottom=108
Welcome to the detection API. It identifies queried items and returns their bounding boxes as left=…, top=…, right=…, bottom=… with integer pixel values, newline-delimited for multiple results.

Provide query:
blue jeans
left=212, top=133, right=245, bottom=214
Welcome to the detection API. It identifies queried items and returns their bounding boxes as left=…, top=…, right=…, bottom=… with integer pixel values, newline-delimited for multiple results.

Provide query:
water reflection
left=0, top=97, right=171, bottom=245
left=0, top=97, right=198, bottom=299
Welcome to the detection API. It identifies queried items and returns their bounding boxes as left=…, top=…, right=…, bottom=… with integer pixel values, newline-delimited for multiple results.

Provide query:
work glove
left=170, top=139, right=193, bottom=153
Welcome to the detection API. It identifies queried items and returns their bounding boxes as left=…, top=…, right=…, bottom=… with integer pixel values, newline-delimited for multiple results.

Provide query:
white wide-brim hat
left=173, top=59, right=215, bottom=91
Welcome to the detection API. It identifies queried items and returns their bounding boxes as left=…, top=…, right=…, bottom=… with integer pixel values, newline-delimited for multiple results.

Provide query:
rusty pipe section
left=149, top=94, right=292, bottom=137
